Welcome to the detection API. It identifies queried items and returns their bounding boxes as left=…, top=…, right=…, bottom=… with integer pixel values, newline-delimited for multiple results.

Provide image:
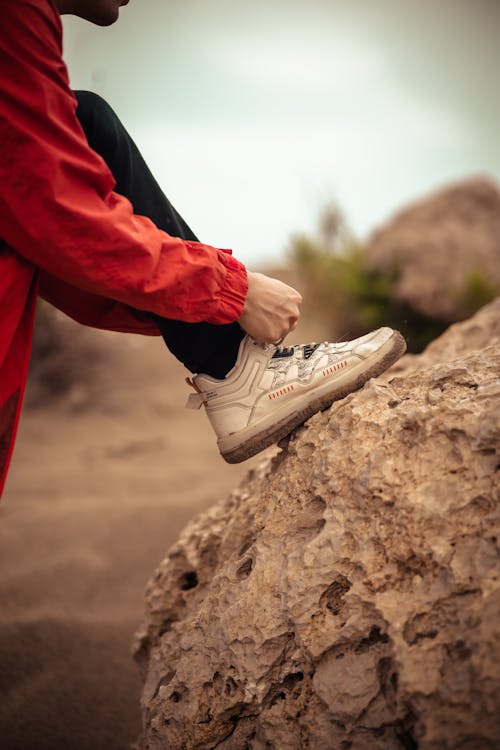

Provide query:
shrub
left=288, top=206, right=450, bottom=353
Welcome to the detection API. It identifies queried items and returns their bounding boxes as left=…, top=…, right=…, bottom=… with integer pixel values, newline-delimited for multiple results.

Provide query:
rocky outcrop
left=133, top=300, right=500, bottom=750
left=366, top=178, right=500, bottom=321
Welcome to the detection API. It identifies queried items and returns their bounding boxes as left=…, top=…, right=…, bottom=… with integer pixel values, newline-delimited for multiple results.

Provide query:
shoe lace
left=262, top=341, right=324, bottom=356
left=273, top=344, right=296, bottom=356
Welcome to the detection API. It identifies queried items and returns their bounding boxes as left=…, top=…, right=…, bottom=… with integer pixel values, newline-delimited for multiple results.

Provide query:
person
left=0, top=0, right=406, bottom=497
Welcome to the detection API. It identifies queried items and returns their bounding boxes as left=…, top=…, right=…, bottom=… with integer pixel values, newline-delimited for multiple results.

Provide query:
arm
left=0, top=0, right=247, bottom=326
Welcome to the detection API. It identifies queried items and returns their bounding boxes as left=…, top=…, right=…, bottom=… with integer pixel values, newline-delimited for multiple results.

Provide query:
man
left=0, top=0, right=405, bottom=496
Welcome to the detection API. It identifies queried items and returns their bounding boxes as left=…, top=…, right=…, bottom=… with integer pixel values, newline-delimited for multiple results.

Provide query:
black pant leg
left=74, top=90, right=244, bottom=377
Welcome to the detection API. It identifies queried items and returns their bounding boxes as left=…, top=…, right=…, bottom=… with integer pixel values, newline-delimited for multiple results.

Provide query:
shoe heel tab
left=185, top=377, right=205, bottom=409
left=186, top=392, right=205, bottom=409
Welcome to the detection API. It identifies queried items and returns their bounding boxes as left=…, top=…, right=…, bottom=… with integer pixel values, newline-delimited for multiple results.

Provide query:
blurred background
left=62, top=0, right=500, bottom=265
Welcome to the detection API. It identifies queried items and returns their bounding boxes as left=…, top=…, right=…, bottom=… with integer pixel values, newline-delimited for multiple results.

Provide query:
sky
left=62, top=0, right=500, bottom=266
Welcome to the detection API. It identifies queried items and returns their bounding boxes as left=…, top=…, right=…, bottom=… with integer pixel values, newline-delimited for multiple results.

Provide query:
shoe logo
left=302, top=343, right=320, bottom=360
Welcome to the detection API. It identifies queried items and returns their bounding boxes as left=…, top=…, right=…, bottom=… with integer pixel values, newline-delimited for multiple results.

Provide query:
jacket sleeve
left=38, top=271, right=161, bottom=335
left=0, top=0, right=248, bottom=328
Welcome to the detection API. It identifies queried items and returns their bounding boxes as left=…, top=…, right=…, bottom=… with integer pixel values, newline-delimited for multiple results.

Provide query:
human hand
left=238, top=271, right=302, bottom=343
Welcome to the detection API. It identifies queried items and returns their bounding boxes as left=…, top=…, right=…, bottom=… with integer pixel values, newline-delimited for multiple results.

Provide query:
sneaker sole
left=219, top=330, right=406, bottom=464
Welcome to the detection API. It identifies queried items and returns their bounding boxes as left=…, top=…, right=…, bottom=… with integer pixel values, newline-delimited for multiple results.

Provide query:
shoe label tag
left=185, top=392, right=204, bottom=409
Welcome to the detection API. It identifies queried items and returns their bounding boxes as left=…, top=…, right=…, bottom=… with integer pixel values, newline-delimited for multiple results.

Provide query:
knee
left=74, top=90, right=122, bottom=151
left=74, top=90, right=116, bottom=126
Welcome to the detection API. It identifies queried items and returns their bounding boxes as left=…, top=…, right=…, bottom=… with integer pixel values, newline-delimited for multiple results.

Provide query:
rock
left=383, top=295, right=500, bottom=381
left=133, top=300, right=500, bottom=750
left=366, top=178, right=500, bottom=321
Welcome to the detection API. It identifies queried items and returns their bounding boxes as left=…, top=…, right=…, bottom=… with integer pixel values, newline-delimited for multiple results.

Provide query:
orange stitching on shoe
left=322, top=360, right=348, bottom=377
left=267, top=384, right=295, bottom=399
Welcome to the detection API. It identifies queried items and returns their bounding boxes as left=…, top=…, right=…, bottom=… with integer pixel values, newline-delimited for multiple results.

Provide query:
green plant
left=288, top=205, right=450, bottom=353
left=457, top=269, right=498, bottom=318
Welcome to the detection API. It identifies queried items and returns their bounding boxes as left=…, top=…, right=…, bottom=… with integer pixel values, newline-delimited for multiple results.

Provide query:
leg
left=74, top=90, right=244, bottom=377
left=71, top=96, right=408, bottom=466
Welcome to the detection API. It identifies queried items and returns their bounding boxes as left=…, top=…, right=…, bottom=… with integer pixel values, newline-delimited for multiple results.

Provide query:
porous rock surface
left=133, top=300, right=500, bottom=750
left=366, top=178, right=500, bottom=321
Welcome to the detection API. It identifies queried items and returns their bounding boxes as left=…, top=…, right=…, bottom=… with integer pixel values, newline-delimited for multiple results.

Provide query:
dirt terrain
left=0, top=322, right=262, bottom=750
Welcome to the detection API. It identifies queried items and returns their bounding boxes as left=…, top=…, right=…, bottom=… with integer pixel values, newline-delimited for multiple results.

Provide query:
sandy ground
left=0, top=322, right=264, bottom=750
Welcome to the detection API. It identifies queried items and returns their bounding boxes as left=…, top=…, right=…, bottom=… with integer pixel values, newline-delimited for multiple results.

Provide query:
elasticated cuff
left=206, top=250, right=248, bottom=325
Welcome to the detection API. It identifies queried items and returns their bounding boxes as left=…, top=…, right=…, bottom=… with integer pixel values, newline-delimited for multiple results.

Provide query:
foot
left=186, top=327, right=406, bottom=463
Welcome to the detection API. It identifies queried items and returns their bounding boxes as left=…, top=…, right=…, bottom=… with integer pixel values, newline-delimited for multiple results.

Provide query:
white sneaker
left=186, top=327, right=406, bottom=463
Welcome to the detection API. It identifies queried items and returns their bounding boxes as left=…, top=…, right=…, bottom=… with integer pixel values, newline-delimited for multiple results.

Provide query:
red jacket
left=0, top=0, right=248, bottom=498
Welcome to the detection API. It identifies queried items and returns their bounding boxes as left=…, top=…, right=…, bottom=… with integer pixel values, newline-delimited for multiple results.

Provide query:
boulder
left=133, top=299, right=500, bottom=750
left=366, top=178, right=500, bottom=321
